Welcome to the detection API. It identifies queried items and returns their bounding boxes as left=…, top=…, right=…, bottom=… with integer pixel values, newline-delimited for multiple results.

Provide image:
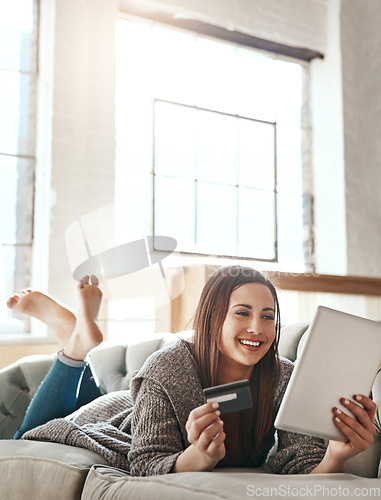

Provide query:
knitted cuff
left=57, top=349, right=87, bottom=368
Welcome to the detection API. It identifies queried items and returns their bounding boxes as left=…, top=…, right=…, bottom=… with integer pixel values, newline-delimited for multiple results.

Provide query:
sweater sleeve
left=128, top=377, right=186, bottom=476
left=267, top=430, right=327, bottom=474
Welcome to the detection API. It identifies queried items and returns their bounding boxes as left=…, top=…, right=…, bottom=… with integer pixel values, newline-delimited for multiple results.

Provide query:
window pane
left=195, top=37, right=237, bottom=113
left=2, top=244, right=32, bottom=300
left=0, top=71, right=36, bottom=156
left=115, top=95, right=153, bottom=173
left=277, top=193, right=305, bottom=270
left=0, top=0, right=38, bottom=73
left=238, top=118, right=275, bottom=190
left=236, top=48, right=276, bottom=122
left=117, top=20, right=152, bottom=97
left=274, top=60, right=303, bottom=126
left=117, top=17, right=311, bottom=269
left=152, top=26, right=197, bottom=104
left=238, top=188, right=275, bottom=260
left=154, top=101, right=196, bottom=180
left=196, top=183, right=237, bottom=255
left=196, top=110, right=237, bottom=185
left=3, top=244, right=32, bottom=333
left=276, top=125, right=303, bottom=194
left=114, top=170, right=153, bottom=241
left=154, top=176, right=195, bottom=250
left=0, top=157, right=34, bottom=244
left=0, top=0, right=37, bottom=335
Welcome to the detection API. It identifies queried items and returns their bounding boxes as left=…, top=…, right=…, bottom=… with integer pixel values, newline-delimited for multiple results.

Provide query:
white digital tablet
left=274, top=306, right=381, bottom=442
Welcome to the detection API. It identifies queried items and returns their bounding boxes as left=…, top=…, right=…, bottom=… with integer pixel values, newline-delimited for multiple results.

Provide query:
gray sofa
left=0, top=323, right=380, bottom=500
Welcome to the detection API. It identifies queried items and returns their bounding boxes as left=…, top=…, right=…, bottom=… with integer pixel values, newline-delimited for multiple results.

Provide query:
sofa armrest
left=0, top=440, right=109, bottom=500
left=0, top=355, right=54, bottom=439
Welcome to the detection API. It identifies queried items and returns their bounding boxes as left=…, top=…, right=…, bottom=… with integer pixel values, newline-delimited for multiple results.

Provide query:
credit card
left=203, top=379, right=252, bottom=414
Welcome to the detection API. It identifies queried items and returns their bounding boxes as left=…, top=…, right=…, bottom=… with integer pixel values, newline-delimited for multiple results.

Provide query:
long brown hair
left=192, top=265, right=281, bottom=453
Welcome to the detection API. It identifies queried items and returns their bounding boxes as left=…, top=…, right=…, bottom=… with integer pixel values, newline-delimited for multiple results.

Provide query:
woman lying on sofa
left=8, top=266, right=376, bottom=475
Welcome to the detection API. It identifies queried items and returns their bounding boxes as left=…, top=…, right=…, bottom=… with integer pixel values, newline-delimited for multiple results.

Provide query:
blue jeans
left=13, top=355, right=102, bottom=439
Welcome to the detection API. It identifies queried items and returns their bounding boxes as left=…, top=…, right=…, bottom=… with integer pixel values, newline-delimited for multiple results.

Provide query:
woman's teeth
left=240, top=339, right=261, bottom=347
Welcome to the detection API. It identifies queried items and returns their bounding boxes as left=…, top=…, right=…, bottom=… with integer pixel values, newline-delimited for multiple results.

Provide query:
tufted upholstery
left=0, top=355, right=54, bottom=439
left=88, top=331, right=194, bottom=395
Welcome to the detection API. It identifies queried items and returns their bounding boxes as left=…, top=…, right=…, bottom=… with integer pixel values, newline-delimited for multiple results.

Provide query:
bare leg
left=64, top=275, right=103, bottom=361
left=7, top=289, right=76, bottom=349
left=12, top=276, right=103, bottom=439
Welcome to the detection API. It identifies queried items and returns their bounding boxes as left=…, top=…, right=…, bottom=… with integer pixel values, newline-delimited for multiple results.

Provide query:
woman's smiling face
left=218, top=282, right=276, bottom=382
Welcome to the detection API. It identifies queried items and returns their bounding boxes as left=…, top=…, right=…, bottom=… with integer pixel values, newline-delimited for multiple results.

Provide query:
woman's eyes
left=235, top=311, right=274, bottom=321
left=263, top=315, right=275, bottom=321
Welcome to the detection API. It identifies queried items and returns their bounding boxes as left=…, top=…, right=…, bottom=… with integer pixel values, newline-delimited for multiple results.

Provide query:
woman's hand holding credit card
left=203, top=380, right=253, bottom=414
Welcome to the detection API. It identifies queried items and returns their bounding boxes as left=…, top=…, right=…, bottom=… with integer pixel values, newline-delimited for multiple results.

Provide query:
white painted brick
left=121, top=0, right=330, bottom=52
left=341, top=0, right=381, bottom=277
left=46, top=0, right=118, bottom=307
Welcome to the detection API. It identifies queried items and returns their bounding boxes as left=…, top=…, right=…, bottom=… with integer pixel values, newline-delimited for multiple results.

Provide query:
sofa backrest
left=89, top=323, right=311, bottom=394
left=88, top=330, right=194, bottom=393
left=0, top=324, right=306, bottom=439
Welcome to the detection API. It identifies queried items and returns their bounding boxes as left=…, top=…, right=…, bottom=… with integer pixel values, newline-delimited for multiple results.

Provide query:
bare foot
left=64, top=275, right=103, bottom=361
left=7, top=289, right=76, bottom=348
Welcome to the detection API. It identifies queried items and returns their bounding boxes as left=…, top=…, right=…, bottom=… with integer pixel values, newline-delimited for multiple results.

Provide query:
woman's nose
left=246, top=316, right=263, bottom=334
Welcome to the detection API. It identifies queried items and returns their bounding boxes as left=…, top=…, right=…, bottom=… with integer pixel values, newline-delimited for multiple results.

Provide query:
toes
left=78, top=275, right=90, bottom=288
left=90, top=275, right=99, bottom=286
left=7, top=294, right=20, bottom=308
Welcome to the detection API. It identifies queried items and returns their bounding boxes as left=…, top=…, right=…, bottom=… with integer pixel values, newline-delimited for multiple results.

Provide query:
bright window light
left=116, top=16, right=313, bottom=272
left=0, top=0, right=38, bottom=334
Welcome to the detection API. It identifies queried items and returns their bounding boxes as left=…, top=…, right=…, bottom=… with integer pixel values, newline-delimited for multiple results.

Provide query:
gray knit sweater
left=23, top=340, right=327, bottom=476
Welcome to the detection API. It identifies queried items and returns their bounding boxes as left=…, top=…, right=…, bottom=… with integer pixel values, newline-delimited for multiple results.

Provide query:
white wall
left=35, top=0, right=118, bottom=319
left=341, top=0, right=381, bottom=277
left=310, top=0, right=347, bottom=275
left=120, top=0, right=329, bottom=52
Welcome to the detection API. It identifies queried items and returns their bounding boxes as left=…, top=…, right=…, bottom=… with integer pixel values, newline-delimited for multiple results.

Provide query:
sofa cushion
left=82, top=465, right=267, bottom=500
left=345, top=434, right=381, bottom=478
left=82, top=465, right=381, bottom=500
left=0, top=440, right=109, bottom=500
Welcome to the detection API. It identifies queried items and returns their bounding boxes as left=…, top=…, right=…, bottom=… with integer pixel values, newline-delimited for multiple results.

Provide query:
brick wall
left=341, top=0, right=381, bottom=277
left=37, top=0, right=118, bottom=310
left=120, top=0, right=329, bottom=52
